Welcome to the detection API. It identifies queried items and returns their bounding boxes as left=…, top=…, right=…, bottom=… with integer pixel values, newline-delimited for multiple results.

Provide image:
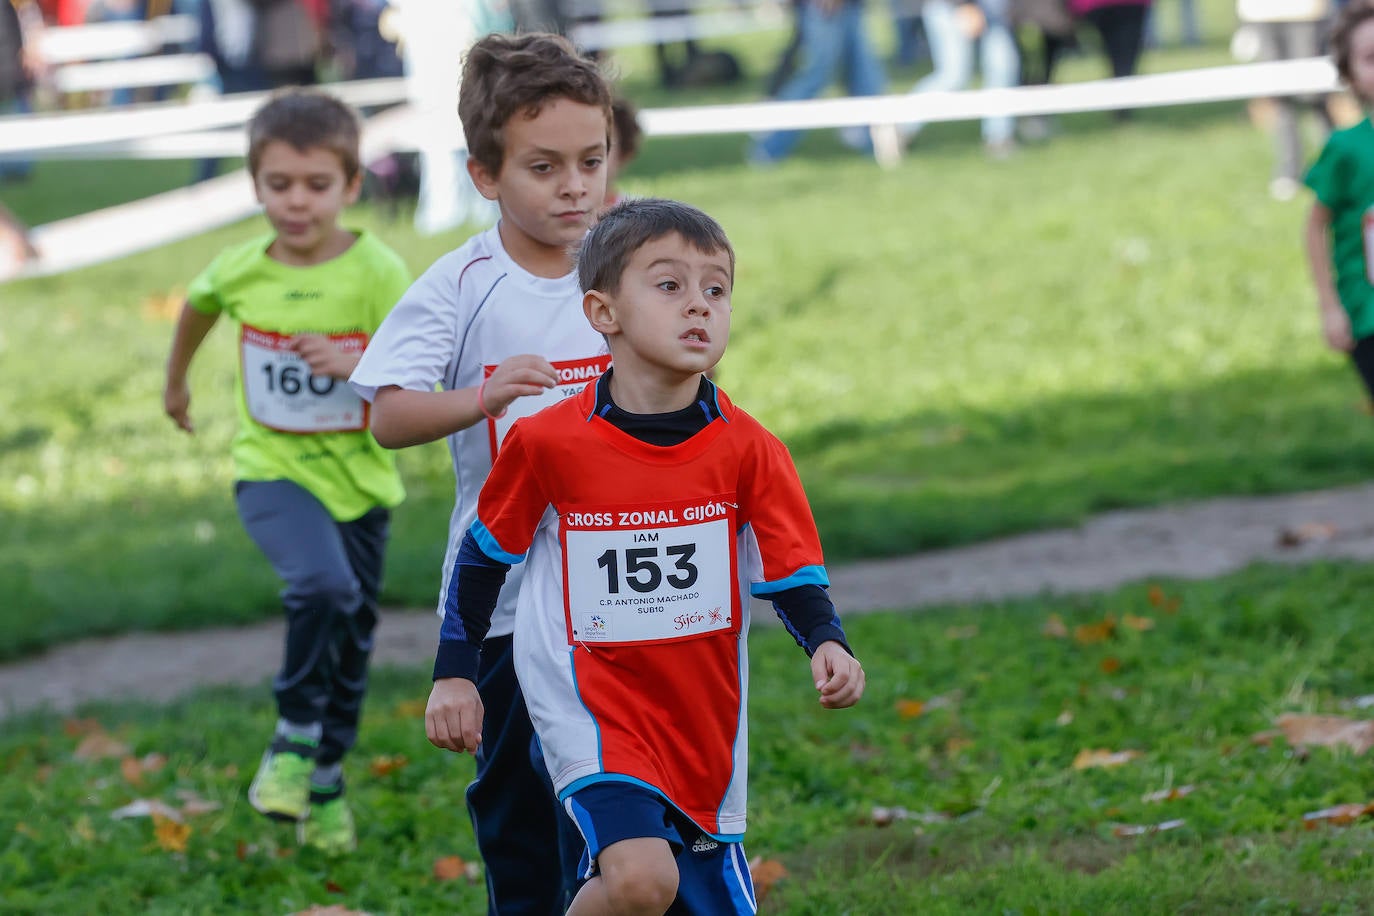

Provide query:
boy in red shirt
left=425, top=198, right=865, bottom=914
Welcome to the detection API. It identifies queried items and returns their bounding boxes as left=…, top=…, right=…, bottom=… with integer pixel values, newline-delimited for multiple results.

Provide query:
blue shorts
left=564, top=782, right=757, bottom=915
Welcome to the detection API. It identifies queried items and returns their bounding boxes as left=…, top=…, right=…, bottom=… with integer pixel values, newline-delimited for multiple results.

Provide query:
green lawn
left=5, top=13, right=1368, bottom=658
left=7, top=562, right=1374, bottom=913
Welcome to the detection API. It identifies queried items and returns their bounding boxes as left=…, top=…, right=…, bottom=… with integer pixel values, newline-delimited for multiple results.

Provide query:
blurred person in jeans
left=898, top=0, right=1021, bottom=157
left=749, top=0, right=888, bottom=164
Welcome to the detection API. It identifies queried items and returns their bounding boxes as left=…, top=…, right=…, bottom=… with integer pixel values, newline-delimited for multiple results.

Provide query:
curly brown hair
left=1332, top=0, right=1374, bottom=91
left=459, top=32, right=613, bottom=176
left=247, top=88, right=360, bottom=181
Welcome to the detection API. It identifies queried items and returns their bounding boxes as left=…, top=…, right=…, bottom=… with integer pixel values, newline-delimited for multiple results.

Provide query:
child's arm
left=1305, top=201, right=1354, bottom=353
left=370, top=354, right=559, bottom=448
left=811, top=640, right=865, bottom=709
left=163, top=302, right=220, bottom=434
left=425, top=529, right=512, bottom=754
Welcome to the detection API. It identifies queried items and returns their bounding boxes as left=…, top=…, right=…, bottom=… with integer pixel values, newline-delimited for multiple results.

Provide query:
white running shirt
left=349, top=225, right=610, bottom=636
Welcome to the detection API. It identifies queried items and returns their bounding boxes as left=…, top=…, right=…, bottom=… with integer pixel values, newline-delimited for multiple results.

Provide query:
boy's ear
left=583, top=289, right=618, bottom=335
left=466, top=157, right=501, bottom=202
left=343, top=170, right=363, bottom=206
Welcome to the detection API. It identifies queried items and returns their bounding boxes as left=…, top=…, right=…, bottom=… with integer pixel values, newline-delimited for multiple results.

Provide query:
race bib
left=562, top=496, right=739, bottom=647
left=241, top=325, right=368, bottom=433
left=486, top=354, right=611, bottom=458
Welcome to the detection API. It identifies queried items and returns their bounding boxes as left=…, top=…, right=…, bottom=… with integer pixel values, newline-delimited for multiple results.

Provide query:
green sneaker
left=298, top=795, right=357, bottom=855
left=247, top=744, right=315, bottom=822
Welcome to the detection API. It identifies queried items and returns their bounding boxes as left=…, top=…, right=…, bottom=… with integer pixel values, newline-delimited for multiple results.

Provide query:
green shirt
left=1306, top=118, right=1374, bottom=338
left=187, top=231, right=411, bottom=521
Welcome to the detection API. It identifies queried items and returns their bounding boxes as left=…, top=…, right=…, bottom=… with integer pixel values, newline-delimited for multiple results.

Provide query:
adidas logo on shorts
left=691, top=835, right=719, bottom=853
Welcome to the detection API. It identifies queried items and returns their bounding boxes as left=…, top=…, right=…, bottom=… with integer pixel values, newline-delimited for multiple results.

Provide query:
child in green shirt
left=162, top=88, right=411, bottom=855
left=1305, top=0, right=1374, bottom=397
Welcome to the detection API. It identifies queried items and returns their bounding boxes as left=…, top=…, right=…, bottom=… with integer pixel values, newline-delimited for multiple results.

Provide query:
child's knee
left=599, top=839, right=678, bottom=915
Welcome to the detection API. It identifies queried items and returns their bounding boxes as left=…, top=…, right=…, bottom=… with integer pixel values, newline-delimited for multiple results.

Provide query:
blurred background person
left=1070, top=0, right=1151, bottom=119
left=898, top=0, right=1021, bottom=158
left=749, top=0, right=887, bottom=164
left=1238, top=0, right=1335, bottom=199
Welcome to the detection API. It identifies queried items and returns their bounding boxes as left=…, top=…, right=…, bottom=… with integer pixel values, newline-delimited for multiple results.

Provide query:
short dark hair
left=459, top=32, right=613, bottom=176
left=611, top=97, right=642, bottom=163
left=578, top=198, right=735, bottom=295
left=1332, top=0, right=1374, bottom=91
left=247, top=88, right=361, bottom=181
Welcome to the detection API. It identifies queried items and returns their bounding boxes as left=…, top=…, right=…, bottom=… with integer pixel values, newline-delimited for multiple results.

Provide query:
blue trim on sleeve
left=469, top=519, right=526, bottom=565
left=750, top=564, right=830, bottom=595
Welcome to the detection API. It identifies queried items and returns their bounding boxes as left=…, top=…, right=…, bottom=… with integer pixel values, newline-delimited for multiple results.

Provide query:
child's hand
left=481, top=355, right=559, bottom=416
left=164, top=380, right=194, bottom=434
left=954, top=3, right=986, bottom=39
left=426, top=678, right=484, bottom=754
left=290, top=334, right=360, bottom=380
left=1322, top=306, right=1354, bottom=353
left=811, top=641, right=865, bottom=709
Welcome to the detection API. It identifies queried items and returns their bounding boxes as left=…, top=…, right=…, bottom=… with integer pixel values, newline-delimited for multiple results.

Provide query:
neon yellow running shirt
left=187, top=231, right=410, bottom=521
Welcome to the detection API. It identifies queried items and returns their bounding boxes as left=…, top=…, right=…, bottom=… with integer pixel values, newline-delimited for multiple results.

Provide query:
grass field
left=7, top=562, right=1374, bottom=913
left=6, top=14, right=1372, bottom=662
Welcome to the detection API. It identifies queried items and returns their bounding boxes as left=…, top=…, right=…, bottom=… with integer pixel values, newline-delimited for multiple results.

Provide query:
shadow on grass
left=6, top=359, right=1374, bottom=660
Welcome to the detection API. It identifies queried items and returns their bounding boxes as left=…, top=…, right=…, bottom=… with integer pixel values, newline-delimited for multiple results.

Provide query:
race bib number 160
left=562, top=496, right=739, bottom=647
left=241, top=325, right=368, bottom=433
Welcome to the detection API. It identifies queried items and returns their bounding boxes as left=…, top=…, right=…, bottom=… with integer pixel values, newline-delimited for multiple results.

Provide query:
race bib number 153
left=562, top=497, right=739, bottom=647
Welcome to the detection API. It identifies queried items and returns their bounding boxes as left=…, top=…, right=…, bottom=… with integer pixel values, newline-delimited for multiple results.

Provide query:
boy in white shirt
left=349, top=31, right=613, bottom=915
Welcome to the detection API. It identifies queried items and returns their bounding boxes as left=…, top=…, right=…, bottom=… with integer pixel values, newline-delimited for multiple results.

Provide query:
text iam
left=566, top=501, right=731, bottom=529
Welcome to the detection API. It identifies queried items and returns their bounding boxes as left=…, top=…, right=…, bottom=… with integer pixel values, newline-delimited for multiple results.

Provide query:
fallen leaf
left=63, top=718, right=103, bottom=737
left=74, top=732, right=130, bottom=761
left=393, top=699, right=428, bottom=719
left=1074, top=616, right=1116, bottom=645
left=944, top=625, right=978, bottom=640
left=1142, top=785, right=1197, bottom=803
left=140, top=289, right=185, bottom=322
left=1163, top=597, right=1181, bottom=615
left=1121, top=614, right=1155, bottom=632
left=325, top=879, right=346, bottom=894
left=1250, top=729, right=1280, bottom=747
left=749, top=857, right=788, bottom=902
left=1100, top=657, right=1122, bottom=675
left=1277, top=522, right=1337, bottom=548
left=369, top=754, right=410, bottom=777
left=1303, top=803, right=1374, bottom=827
left=944, top=736, right=974, bottom=755
left=1072, top=748, right=1143, bottom=770
left=235, top=839, right=249, bottom=861
left=35, top=765, right=53, bottom=785
left=869, top=806, right=950, bottom=827
left=176, top=789, right=222, bottom=817
left=1111, top=818, right=1185, bottom=837
left=1042, top=614, right=1068, bottom=638
left=1056, top=709, right=1074, bottom=726
left=1275, top=713, right=1374, bottom=755
left=73, top=814, right=95, bottom=842
left=1147, top=585, right=1166, bottom=607
left=433, top=855, right=466, bottom=882
left=120, top=757, right=146, bottom=786
left=894, top=699, right=925, bottom=719
left=153, top=813, right=191, bottom=853
left=111, top=798, right=184, bottom=822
